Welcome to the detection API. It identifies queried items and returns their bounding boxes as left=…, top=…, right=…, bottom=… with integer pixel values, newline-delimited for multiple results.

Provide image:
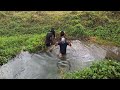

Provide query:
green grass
left=0, top=34, right=45, bottom=65
left=63, top=60, right=120, bottom=79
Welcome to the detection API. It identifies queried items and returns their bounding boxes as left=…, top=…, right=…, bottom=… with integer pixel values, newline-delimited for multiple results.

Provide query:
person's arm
left=55, top=42, right=59, bottom=46
left=69, top=43, right=72, bottom=47
left=67, top=41, right=71, bottom=47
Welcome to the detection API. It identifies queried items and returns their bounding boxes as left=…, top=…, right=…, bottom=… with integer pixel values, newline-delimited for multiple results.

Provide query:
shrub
left=63, top=60, right=120, bottom=79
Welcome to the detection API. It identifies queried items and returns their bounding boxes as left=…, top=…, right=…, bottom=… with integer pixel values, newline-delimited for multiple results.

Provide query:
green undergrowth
left=63, top=60, right=120, bottom=79
left=0, top=34, right=45, bottom=65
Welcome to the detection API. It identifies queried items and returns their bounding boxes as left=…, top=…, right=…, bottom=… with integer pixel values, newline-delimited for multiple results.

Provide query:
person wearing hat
left=60, top=30, right=65, bottom=37
left=50, top=27, right=56, bottom=45
left=55, top=37, right=71, bottom=58
left=45, top=31, right=53, bottom=47
left=45, top=27, right=56, bottom=46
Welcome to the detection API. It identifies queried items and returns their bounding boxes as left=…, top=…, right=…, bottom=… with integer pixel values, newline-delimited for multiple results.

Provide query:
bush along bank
left=63, top=59, right=120, bottom=79
left=0, top=34, right=46, bottom=65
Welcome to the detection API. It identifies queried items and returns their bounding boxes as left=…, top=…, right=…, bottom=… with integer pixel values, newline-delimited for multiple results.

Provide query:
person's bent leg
left=46, top=43, right=51, bottom=52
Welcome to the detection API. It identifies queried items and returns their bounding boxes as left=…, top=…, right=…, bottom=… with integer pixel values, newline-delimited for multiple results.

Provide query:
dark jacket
left=45, top=32, right=53, bottom=46
left=60, top=31, right=65, bottom=37
left=58, top=41, right=69, bottom=55
left=50, top=29, right=55, bottom=38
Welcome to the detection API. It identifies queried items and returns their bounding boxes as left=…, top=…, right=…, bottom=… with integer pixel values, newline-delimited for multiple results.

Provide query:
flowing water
left=0, top=40, right=120, bottom=79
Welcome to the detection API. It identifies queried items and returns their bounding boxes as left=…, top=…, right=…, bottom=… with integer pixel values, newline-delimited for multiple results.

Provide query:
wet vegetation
left=0, top=11, right=120, bottom=78
left=63, top=60, right=120, bottom=79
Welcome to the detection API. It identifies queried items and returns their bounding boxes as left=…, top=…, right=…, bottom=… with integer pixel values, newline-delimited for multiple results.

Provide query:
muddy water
left=0, top=40, right=119, bottom=79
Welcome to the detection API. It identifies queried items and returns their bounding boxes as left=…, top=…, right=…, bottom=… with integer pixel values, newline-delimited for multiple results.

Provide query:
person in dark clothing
left=50, top=28, right=55, bottom=38
left=45, top=32, right=53, bottom=47
left=55, top=37, right=71, bottom=58
left=50, top=28, right=56, bottom=45
left=60, top=30, right=65, bottom=37
left=59, top=30, right=66, bottom=41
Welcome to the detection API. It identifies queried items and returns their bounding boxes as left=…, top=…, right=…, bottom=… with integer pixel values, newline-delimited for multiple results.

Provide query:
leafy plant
left=64, top=60, right=120, bottom=79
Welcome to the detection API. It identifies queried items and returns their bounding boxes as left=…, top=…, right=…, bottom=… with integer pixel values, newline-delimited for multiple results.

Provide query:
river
left=0, top=40, right=119, bottom=79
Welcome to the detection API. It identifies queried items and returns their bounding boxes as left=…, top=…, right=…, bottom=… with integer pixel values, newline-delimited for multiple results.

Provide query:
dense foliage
left=63, top=60, right=120, bottom=79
